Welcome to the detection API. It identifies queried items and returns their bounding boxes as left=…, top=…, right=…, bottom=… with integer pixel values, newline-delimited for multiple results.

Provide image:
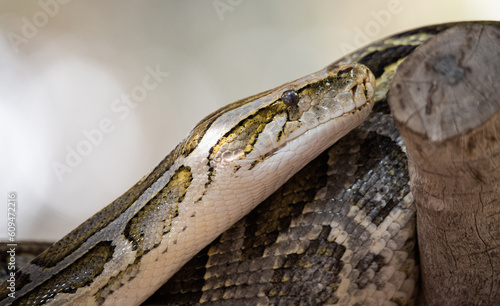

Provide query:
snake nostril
left=351, top=85, right=358, bottom=98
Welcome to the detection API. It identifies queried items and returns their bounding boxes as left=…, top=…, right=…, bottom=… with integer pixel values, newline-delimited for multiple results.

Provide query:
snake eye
left=281, top=90, right=299, bottom=107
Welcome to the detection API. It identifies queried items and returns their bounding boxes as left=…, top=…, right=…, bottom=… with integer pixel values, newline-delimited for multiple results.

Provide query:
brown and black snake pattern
left=144, top=93, right=415, bottom=306
left=2, top=21, right=500, bottom=305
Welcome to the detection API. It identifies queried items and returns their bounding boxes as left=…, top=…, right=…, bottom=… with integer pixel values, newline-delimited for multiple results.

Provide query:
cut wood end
left=388, top=24, right=500, bottom=142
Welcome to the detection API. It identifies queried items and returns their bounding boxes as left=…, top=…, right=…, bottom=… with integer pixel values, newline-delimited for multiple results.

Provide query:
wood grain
left=388, top=24, right=500, bottom=305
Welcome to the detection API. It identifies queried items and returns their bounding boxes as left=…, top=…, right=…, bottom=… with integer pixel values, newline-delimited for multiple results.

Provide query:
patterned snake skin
left=143, top=89, right=415, bottom=306
left=144, top=22, right=500, bottom=305
left=3, top=21, right=499, bottom=305
left=0, top=100, right=414, bottom=305
left=141, top=23, right=455, bottom=305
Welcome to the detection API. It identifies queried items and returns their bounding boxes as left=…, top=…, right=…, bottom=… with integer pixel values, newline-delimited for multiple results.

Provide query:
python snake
left=1, top=21, right=498, bottom=305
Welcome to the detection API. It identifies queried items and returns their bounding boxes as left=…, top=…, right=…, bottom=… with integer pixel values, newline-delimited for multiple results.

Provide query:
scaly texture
left=1, top=21, right=499, bottom=306
left=143, top=21, right=500, bottom=305
left=145, top=99, right=416, bottom=305
left=0, top=62, right=375, bottom=305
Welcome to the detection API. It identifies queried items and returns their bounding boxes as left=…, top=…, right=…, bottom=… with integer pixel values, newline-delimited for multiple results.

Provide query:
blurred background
left=0, top=1, right=499, bottom=241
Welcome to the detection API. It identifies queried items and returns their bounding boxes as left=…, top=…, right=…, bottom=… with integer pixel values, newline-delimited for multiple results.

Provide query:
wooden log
left=388, top=24, right=500, bottom=305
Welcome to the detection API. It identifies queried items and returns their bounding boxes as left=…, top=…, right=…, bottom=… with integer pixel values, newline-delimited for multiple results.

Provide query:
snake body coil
left=1, top=21, right=498, bottom=305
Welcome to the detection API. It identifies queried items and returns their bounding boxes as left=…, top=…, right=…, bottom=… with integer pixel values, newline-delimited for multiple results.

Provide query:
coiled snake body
left=1, top=21, right=497, bottom=305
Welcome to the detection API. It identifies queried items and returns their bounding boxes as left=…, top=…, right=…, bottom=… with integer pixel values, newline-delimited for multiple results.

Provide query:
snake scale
left=1, top=21, right=498, bottom=305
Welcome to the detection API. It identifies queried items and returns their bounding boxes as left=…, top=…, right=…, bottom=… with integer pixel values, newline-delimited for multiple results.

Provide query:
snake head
left=206, top=63, right=375, bottom=170
left=167, top=63, right=372, bottom=208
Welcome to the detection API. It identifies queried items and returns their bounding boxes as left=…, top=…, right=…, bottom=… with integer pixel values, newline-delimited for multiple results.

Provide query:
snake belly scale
left=1, top=21, right=498, bottom=305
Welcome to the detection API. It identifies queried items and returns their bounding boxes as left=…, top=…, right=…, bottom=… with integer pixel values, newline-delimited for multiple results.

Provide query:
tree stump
left=388, top=24, right=500, bottom=305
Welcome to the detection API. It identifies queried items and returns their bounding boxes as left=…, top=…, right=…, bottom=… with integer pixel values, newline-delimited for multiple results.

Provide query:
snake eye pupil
left=281, top=90, right=299, bottom=107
